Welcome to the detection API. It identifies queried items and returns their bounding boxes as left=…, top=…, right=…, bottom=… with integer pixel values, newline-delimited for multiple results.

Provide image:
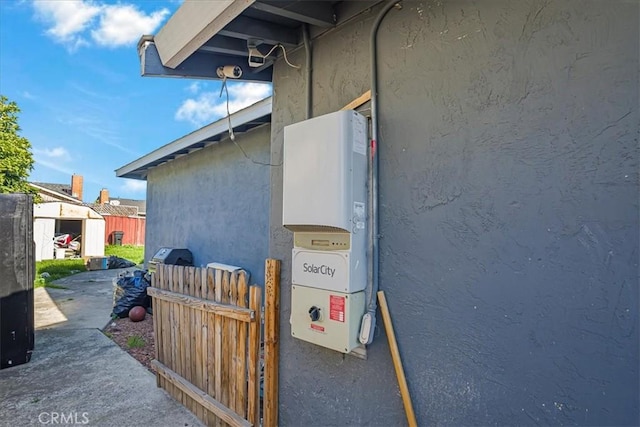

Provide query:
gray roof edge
left=115, top=96, right=272, bottom=180
left=30, top=183, right=82, bottom=204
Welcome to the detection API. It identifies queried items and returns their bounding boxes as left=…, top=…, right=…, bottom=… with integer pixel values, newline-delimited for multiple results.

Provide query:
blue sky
left=0, top=0, right=271, bottom=202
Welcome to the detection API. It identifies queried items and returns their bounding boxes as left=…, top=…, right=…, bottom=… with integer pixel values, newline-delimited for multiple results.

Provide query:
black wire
left=222, top=78, right=236, bottom=142
left=220, top=79, right=281, bottom=167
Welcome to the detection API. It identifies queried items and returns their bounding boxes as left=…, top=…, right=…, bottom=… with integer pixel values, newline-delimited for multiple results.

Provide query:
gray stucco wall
left=146, top=124, right=270, bottom=284
left=269, top=1, right=639, bottom=425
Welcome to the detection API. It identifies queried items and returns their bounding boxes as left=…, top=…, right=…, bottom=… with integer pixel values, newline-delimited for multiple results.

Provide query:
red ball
left=129, top=306, right=146, bottom=322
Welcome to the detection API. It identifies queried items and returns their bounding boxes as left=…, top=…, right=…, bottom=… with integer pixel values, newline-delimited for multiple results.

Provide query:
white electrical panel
left=290, top=285, right=365, bottom=354
left=283, top=110, right=368, bottom=352
left=283, top=110, right=367, bottom=232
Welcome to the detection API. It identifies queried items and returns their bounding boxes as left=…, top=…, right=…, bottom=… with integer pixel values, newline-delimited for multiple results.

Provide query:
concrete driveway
left=0, top=268, right=203, bottom=427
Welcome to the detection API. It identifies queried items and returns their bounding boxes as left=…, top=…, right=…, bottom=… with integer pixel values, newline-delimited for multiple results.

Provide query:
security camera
left=216, top=65, right=242, bottom=79
left=247, top=39, right=265, bottom=68
left=248, top=49, right=265, bottom=68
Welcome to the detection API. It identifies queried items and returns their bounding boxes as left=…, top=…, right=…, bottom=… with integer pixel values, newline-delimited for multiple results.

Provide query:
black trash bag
left=108, top=255, right=136, bottom=269
left=112, top=270, right=151, bottom=318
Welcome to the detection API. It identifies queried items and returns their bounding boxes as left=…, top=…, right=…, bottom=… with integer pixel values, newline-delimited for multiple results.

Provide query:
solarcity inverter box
left=283, top=110, right=368, bottom=354
left=283, top=110, right=368, bottom=294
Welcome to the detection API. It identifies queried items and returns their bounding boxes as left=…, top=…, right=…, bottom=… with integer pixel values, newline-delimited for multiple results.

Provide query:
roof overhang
left=138, top=0, right=375, bottom=82
left=115, top=96, right=272, bottom=180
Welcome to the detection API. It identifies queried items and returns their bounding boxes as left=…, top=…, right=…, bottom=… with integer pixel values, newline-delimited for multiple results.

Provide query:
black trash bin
left=112, top=231, right=124, bottom=245
left=0, top=194, right=35, bottom=369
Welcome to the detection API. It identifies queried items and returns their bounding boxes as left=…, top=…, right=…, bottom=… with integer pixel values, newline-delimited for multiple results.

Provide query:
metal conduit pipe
left=303, top=24, right=312, bottom=119
left=360, top=0, right=402, bottom=345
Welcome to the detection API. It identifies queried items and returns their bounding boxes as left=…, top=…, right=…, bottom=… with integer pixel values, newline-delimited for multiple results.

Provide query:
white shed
left=33, top=202, right=105, bottom=261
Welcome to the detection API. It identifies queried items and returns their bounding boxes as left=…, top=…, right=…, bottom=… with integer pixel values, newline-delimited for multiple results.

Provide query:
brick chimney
left=71, top=174, right=83, bottom=201
left=99, top=188, right=109, bottom=204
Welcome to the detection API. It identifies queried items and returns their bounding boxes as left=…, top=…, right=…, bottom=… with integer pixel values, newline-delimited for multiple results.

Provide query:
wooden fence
left=104, top=215, right=145, bottom=245
left=148, top=264, right=263, bottom=427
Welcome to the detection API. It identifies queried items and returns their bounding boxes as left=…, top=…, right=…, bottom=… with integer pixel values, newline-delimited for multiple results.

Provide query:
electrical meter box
left=283, top=110, right=367, bottom=293
left=291, top=285, right=365, bottom=354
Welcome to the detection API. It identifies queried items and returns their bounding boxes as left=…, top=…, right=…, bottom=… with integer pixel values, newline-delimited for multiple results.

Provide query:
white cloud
left=34, top=158, right=74, bottom=176
left=22, top=91, right=36, bottom=100
left=91, top=4, right=169, bottom=47
left=32, top=1, right=101, bottom=50
left=32, top=1, right=168, bottom=50
left=227, top=82, right=272, bottom=100
left=33, top=146, right=73, bottom=175
left=175, top=82, right=272, bottom=127
left=56, top=111, right=141, bottom=156
left=35, top=146, right=70, bottom=159
left=174, top=95, right=219, bottom=127
left=120, top=179, right=146, bottom=194
left=186, top=82, right=201, bottom=94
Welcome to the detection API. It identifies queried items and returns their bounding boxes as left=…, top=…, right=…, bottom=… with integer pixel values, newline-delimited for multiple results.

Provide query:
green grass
left=34, top=245, right=143, bottom=288
left=35, top=259, right=87, bottom=288
left=105, top=245, right=144, bottom=264
left=126, top=335, right=145, bottom=349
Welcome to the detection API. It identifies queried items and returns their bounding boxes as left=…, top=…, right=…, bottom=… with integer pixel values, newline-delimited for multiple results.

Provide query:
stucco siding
left=146, top=124, right=271, bottom=284
left=269, top=1, right=639, bottom=425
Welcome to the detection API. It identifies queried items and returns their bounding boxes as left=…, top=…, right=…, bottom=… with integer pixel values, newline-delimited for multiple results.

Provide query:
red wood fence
left=104, top=216, right=145, bottom=245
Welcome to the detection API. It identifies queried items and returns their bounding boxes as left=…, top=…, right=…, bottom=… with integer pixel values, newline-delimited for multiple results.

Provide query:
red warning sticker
left=310, top=324, right=325, bottom=332
left=329, top=295, right=345, bottom=322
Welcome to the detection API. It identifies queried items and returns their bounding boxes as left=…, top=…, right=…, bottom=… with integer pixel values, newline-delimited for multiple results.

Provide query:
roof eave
left=138, top=39, right=272, bottom=82
left=137, top=1, right=358, bottom=83
left=153, top=0, right=256, bottom=69
left=115, top=96, right=272, bottom=180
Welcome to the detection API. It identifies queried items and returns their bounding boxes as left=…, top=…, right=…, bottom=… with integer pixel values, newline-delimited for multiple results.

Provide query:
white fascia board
left=154, top=0, right=255, bottom=69
left=115, top=96, right=272, bottom=179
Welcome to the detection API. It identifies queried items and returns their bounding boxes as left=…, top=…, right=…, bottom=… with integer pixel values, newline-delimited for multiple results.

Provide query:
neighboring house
left=127, top=2, right=638, bottom=426
left=86, top=189, right=146, bottom=246
left=30, top=174, right=84, bottom=204
left=116, top=97, right=271, bottom=281
left=30, top=174, right=105, bottom=261
left=108, top=198, right=146, bottom=217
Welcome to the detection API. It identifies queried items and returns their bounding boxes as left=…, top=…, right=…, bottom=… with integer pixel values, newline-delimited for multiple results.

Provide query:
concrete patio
left=0, top=268, right=202, bottom=427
